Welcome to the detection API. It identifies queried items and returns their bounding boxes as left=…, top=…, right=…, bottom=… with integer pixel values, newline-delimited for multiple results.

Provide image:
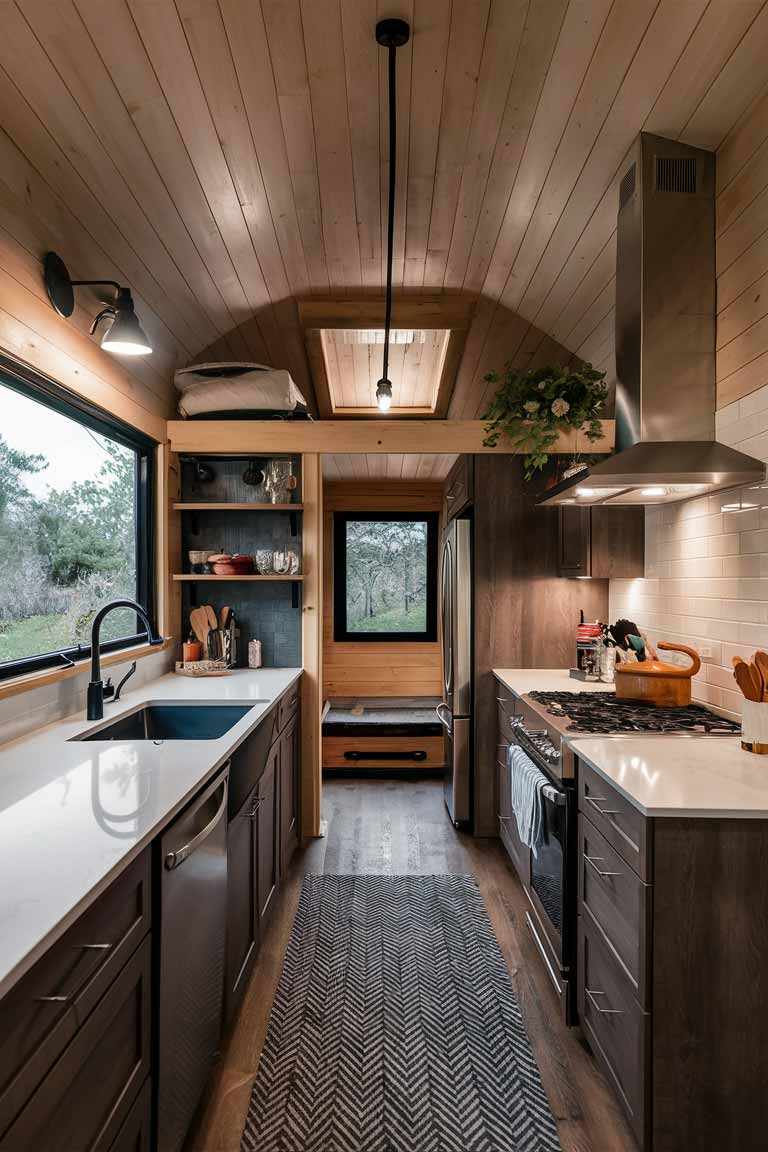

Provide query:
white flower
left=537, top=381, right=547, bottom=390
left=551, top=398, right=570, bottom=417
left=524, top=400, right=540, bottom=413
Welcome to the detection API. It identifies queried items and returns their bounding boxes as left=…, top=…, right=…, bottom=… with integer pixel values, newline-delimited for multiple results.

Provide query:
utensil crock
left=741, top=699, right=768, bottom=754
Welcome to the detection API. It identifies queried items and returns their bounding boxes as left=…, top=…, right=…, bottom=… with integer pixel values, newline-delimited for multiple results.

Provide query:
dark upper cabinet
left=558, top=506, right=644, bottom=579
left=444, top=455, right=473, bottom=521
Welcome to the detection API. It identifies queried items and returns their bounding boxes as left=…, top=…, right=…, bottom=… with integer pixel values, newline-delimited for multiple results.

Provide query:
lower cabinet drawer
left=0, top=848, right=151, bottom=1137
left=579, top=762, right=650, bottom=880
left=578, top=814, right=650, bottom=1005
left=109, top=1077, right=151, bottom=1152
left=278, top=684, right=299, bottom=733
left=0, top=936, right=152, bottom=1152
left=578, top=917, right=649, bottom=1148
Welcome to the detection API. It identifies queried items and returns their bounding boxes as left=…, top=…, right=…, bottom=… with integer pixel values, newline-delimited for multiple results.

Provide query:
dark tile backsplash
left=182, top=581, right=301, bottom=668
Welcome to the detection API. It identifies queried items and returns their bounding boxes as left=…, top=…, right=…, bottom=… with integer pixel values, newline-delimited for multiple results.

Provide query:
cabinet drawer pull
left=585, top=988, right=624, bottom=1015
left=75, top=943, right=112, bottom=951
left=34, top=995, right=70, bottom=1004
left=243, top=798, right=263, bottom=819
left=584, top=855, right=621, bottom=878
left=585, top=795, right=620, bottom=816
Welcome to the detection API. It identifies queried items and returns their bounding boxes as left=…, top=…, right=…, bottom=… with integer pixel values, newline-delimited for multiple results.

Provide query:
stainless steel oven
left=507, top=718, right=577, bottom=1023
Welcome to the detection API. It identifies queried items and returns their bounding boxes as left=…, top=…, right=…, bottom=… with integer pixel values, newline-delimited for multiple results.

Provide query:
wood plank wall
left=716, top=84, right=768, bottom=410
left=322, top=481, right=443, bottom=700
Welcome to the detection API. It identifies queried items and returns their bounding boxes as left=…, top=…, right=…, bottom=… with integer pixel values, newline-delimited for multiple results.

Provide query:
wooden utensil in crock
left=614, top=642, right=701, bottom=706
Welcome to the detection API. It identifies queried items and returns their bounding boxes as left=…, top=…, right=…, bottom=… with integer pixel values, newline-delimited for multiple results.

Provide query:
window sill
left=0, top=638, right=173, bottom=702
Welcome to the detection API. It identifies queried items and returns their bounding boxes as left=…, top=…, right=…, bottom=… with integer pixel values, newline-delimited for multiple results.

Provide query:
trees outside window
left=0, top=368, right=154, bottom=678
left=333, top=512, right=438, bottom=642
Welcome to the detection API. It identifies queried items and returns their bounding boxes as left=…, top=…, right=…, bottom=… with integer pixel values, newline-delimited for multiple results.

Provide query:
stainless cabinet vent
left=655, top=155, right=697, bottom=193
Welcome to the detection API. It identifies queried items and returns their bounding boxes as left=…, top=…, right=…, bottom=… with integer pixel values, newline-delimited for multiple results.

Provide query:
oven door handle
left=541, top=784, right=566, bottom=806
left=436, top=702, right=452, bottom=736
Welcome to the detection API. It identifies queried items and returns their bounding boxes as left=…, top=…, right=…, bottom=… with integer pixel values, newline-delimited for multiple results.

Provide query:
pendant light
left=44, top=252, right=152, bottom=357
left=375, top=17, right=410, bottom=413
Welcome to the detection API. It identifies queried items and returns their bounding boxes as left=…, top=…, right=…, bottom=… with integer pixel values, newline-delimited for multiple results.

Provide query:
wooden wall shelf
left=173, top=502, right=303, bottom=511
left=172, top=574, right=304, bottom=582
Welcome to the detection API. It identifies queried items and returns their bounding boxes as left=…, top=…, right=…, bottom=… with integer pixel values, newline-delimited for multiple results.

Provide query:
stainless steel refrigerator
left=437, top=516, right=472, bottom=827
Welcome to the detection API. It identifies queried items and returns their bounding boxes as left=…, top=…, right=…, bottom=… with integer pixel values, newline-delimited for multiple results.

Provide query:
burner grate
left=527, top=691, right=741, bottom=735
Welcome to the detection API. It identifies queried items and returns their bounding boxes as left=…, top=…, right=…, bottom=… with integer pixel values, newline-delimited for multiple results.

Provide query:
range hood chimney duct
left=539, top=133, right=765, bottom=507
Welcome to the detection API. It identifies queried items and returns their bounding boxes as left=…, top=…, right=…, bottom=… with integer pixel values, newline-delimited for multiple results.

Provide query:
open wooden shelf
left=173, top=502, right=303, bottom=511
left=173, top=574, right=304, bottom=582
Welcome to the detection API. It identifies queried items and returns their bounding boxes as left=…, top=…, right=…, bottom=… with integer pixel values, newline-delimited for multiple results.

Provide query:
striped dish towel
left=507, top=744, right=548, bottom=856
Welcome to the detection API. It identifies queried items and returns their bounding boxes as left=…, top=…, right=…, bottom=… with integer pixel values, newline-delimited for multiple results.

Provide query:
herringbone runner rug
left=240, top=874, right=561, bottom=1152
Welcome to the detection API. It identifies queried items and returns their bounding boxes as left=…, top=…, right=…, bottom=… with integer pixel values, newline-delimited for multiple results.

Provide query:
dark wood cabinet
left=224, top=781, right=260, bottom=1024
left=257, top=744, right=280, bottom=933
left=576, top=763, right=768, bottom=1150
left=109, top=1077, right=151, bottom=1152
left=558, top=505, right=644, bottom=578
left=279, top=713, right=300, bottom=873
left=0, top=937, right=152, bottom=1152
left=0, top=848, right=151, bottom=1140
left=444, top=454, right=473, bottom=521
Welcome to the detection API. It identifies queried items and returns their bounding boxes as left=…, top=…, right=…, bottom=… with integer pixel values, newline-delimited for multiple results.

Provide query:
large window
left=0, top=358, right=155, bottom=680
left=333, top=512, right=438, bottom=642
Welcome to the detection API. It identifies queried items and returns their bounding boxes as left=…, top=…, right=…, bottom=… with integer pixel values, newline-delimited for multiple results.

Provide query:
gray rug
left=241, top=874, right=561, bottom=1152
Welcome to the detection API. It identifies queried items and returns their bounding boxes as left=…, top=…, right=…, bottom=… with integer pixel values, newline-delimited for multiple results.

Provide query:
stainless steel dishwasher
left=157, top=764, right=229, bottom=1152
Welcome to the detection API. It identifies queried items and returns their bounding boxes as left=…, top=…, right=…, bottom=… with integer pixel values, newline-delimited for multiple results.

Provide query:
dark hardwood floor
left=186, top=779, right=635, bottom=1152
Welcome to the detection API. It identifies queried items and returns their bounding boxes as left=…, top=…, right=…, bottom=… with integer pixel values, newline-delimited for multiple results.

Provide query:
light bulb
left=376, top=378, right=393, bottom=412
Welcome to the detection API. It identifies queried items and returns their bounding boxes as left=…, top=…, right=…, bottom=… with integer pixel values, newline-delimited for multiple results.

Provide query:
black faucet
left=87, top=599, right=163, bottom=721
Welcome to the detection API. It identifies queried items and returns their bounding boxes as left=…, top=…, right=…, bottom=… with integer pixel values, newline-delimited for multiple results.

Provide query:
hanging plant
left=481, top=362, right=608, bottom=480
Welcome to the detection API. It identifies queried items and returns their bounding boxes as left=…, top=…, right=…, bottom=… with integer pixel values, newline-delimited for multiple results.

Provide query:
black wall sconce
left=44, top=252, right=152, bottom=357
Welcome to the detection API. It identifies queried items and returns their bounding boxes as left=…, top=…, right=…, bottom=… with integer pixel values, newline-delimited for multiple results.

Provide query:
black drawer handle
left=585, top=988, right=624, bottom=1015
left=343, top=750, right=428, bottom=762
left=585, top=795, right=620, bottom=816
left=584, top=855, right=621, bottom=878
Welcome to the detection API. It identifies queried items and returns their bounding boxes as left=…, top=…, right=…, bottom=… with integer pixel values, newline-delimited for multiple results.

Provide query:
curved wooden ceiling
left=1, top=0, right=767, bottom=423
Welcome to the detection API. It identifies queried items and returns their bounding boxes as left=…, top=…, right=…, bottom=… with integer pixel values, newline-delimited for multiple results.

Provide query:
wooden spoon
left=205, top=604, right=218, bottom=631
left=750, top=660, right=764, bottom=704
left=190, top=607, right=207, bottom=646
left=221, top=606, right=231, bottom=630
left=754, top=651, right=768, bottom=701
left=734, top=660, right=760, bottom=701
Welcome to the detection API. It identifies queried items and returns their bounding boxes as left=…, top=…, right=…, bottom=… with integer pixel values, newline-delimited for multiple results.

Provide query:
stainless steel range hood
left=539, top=133, right=765, bottom=507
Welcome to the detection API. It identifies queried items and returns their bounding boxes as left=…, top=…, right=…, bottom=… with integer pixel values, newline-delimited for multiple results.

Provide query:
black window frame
left=333, top=510, right=439, bottom=643
left=0, top=353, right=157, bottom=682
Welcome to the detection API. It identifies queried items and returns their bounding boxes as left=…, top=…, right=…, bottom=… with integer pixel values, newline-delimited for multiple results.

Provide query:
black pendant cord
left=382, top=40, right=397, bottom=384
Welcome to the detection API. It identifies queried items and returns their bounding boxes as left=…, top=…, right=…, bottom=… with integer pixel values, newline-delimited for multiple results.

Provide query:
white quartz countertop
left=0, top=667, right=301, bottom=999
left=568, top=735, right=768, bottom=818
left=493, top=669, right=614, bottom=697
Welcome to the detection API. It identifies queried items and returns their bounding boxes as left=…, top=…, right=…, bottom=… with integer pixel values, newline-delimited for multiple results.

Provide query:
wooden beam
left=304, top=328, right=333, bottom=419
left=297, top=295, right=475, bottom=331
left=168, top=418, right=615, bottom=456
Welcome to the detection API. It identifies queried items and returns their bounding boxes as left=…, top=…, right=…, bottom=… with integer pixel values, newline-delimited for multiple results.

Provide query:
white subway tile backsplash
left=609, top=425, right=768, bottom=718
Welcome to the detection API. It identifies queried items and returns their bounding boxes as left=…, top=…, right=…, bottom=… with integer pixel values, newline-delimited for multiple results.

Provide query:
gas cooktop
left=527, top=691, right=741, bottom=736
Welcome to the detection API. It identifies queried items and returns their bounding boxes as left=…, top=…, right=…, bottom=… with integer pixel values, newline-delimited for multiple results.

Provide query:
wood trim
left=300, top=453, right=322, bottom=838
left=304, top=329, right=333, bottom=419
left=433, top=329, right=467, bottom=418
left=0, top=640, right=173, bottom=703
left=297, top=296, right=475, bottom=331
left=168, top=419, right=615, bottom=455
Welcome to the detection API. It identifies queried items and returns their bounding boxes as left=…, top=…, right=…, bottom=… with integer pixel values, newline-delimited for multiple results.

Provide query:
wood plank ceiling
left=1, top=0, right=768, bottom=457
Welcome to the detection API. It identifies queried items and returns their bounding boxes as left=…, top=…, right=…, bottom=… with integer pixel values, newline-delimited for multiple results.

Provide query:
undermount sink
left=73, top=702, right=262, bottom=742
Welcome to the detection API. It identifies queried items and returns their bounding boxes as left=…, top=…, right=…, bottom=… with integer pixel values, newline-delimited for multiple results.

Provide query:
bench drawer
left=578, top=814, right=650, bottom=1005
left=0, top=848, right=151, bottom=1137
left=579, top=761, right=650, bottom=880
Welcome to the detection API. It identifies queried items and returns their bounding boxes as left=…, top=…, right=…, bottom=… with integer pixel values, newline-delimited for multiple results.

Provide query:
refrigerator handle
left=441, top=538, right=453, bottom=695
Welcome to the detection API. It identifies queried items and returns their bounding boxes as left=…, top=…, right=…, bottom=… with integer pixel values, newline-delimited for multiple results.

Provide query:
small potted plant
left=481, top=362, right=608, bottom=481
